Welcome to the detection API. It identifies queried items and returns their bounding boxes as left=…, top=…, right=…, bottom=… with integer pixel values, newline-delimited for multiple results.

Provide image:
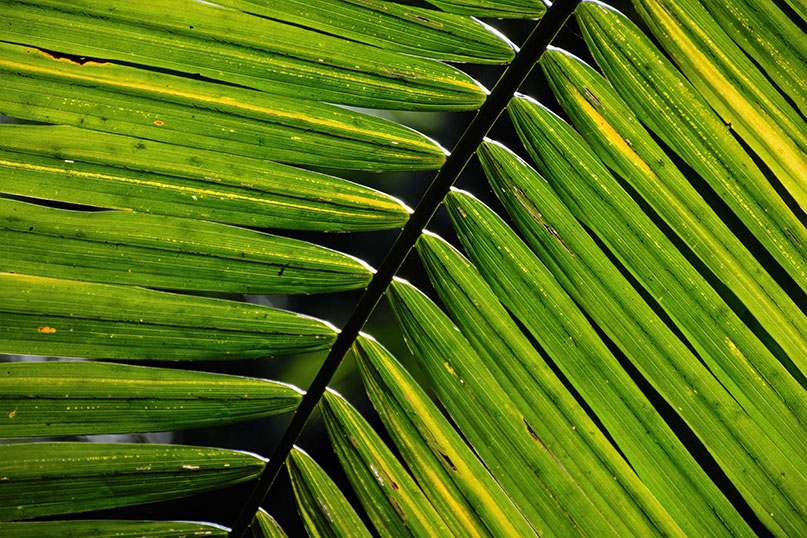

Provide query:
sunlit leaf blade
left=212, top=0, right=515, bottom=64
left=699, top=0, right=807, bottom=118
left=469, top=143, right=807, bottom=536
left=507, top=96, right=807, bottom=461
left=539, top=47, right=807, bottom=372
left=422, top=0, right=545, bottom=19
left=416, top=227, right=751, bottom=538
left=287, top=447, right=373, bottom=538
left=1, top=0, right=485, bottom=111
left=0, top=273, right=336, bottom=360
left=0, top=44, right=446, bottom=172
left=0, top=361, right=302, bottom=438
left=632, top=0, right=807, bottom=211
left=387, top=279, right=677, bottom=537
left=0, top=199, right=372, bottom=294
left=0, top=442, right=266, bottom=521
left=251, top=508, right=288, bottom=538
left=0, top=520, right=229, bottom=538
left=319, top=390, right=452, bottom=538
left=0, top=126, right=409, bottom=232
left=352, top=334, right=538, bottom=538
left=575, top=1, right=807, bottom=292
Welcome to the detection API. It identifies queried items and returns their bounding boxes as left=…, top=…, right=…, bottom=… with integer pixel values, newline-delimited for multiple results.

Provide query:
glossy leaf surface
left=0, top=361, right=302, bottom=438
left=0, top=442, right=266, bottom=520
left=0, top=198, right=372, bottom=293
left=0, top=520, right=228, bottom=537
left=0, top=273, right=336, bottom=360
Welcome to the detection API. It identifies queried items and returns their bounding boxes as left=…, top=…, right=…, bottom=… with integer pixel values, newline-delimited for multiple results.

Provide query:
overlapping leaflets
left=352, top=334, right=538, bottom=538
left=575, top=1, right=807, bottom=292
left=0, top=126, right=409, bottom=232
left=319, top=391, right=452, bottom=537
left=213, top=0, right=515, bottom=64
left=539, top=47, right=807, bottom=366
left=1, top=0, right=487, bottom=110
left=416, top=225, right=751, bottom=537
left=470, top=141, right=807, bottom=535
left=287, top=447, right=373, bottom=538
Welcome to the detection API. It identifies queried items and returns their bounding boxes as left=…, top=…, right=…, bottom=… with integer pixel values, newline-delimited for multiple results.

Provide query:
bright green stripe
left=0, top=520, right=229, bottom=537
left=0, top=442, right=266, bottom=521
left=252, top=509, right=289, bottom=538
left=632, top=0, right=807, bottom=211
left=507, top=96, right=807, bottom=466
left=0, top=198, right=372, bottom=293
left=576, top=2, right=807, bottom=293
left=0, top=43, right=445, bottom=171
left=387, top=279, right=659, bottom=537
left=464, top=143, right=807, bottom=536
left=0, top=126, right=409, bottom=232
left=540, top=48, right=807, bottom=381
left=0, top=361, right=301, bottom=438
left=422, top=0, right=545, bottom=19
left=699, top=0, right=807, bottom=118
left=417, top=227, right=749, bottom=537
left=319, top=391, right=453, bottom=538
left=352, top=334, right=538, bottom=538
left=1, top=0, right=484, bottom=111
left=288, top=447, right=373, bottom=538
left=0, top=273, right=335, bottom=360
left=214, top=0, right=514, bottom=64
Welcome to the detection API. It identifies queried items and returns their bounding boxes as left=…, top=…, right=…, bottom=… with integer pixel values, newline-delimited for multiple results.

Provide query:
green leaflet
left=575, top=1, right=807, bottom=292
left=319, top=390, right=452, bottom=538
left=540, top=47, right=807, bottom=373
left=212, top=0, right=514, bottom=64
left=468, top=143, right=807, bottom=536
left=0, top=198, right=372, bottom=293
left=0, top=442, right=266, bottom=520
left=699, top=0, right=807, bottom=118
left=287, top=447, right=373, bottom=538
left=632, top=0, right=807, bottom=211
left=1, top=0, right=485, bottom=111
left=387, top=279, right=676, bottom=537
left=0, top=361, right=302, bottom=438
left=0, top=126, right=409, bottom=232
left=784, top=0, right=807, bottom=23
left=507, top=96, right=807, bottom=463
left=422, top=0, right=545, bottom=19
left=352, top=334, right=538, bottom=538
left=416, top=227, right=750, bottom=538
left=0, top=520, right=229, bottom=537
left=0, top=43, right=445, bottom=172
left=0, top=273, right=336, bottom=360
left=251, top=509, right=288, bottom=538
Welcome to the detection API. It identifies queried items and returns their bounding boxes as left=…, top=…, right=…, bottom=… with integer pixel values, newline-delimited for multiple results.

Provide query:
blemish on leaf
left=154, top=120, right=164, bottom=126
left=439, top=451, right=457, bottom=471
left=38, top=327, right=56, bottom=333
left=8, top=410, right=16, bottom=419
left=523, top=417, right=540, bottom=442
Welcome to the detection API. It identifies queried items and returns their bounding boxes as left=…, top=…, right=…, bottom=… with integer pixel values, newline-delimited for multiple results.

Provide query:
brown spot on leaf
left=38, top=327, right=56, bottom=333
left=8, top=410, right=16, bottom=419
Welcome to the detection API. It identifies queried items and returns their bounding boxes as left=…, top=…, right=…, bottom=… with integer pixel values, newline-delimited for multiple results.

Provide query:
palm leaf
left=2, top=0, right=805, bottom=536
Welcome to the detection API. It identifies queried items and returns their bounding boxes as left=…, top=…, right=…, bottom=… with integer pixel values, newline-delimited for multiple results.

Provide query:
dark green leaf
left=0, top=273, right=336, bottom=360
left=416, top=228, right=751, bottom=537
left=0, top=198, right=373, bottom=293
left=0, top=43, right=446, bottom=171
left=353, top=334, right=538, bottom=538
left=251, top=509, right=288, bottom=538
left=2, top=0, right=485, bottom=111
left=0, top=442, right=265, bottom=520
left=0, top=520, right=229, bottom=537
left=287, top=447, right=373, bottom=538
left=320, top=390, right=452, bottom=537
left=0, top=361, right=302, bottom=438
left=0, top=126, right=409, bottom=232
